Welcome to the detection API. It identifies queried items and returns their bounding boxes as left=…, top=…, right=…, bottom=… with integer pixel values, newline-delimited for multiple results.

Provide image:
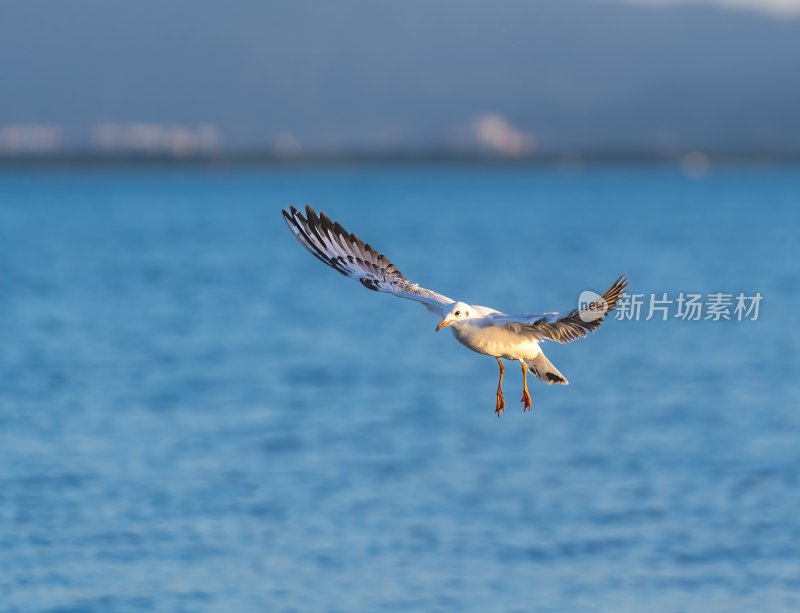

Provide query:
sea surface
left=1, top=164, right=798, bottom=612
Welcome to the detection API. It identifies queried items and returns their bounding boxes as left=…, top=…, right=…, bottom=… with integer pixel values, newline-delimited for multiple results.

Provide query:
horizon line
left=1, top=149, right=799, bottom=169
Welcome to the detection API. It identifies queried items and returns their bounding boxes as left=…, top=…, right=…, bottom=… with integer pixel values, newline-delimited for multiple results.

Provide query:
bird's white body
left=449, top=312, right=543, bottom=361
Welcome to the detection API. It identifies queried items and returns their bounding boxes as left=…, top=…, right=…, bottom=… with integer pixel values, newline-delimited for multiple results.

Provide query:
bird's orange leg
left=519, top=360, right=532, bottom=411
left=495, top=357, right=506, bottom=416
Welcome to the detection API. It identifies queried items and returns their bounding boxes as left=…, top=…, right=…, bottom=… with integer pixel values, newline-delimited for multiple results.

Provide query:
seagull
left=282, top=205, right=627, bottom=415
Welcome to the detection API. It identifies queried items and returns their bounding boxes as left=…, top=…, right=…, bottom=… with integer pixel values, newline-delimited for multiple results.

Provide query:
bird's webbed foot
left=495, top=389, right=506, bottom=417
left=520, top=388, right=532, bottom=412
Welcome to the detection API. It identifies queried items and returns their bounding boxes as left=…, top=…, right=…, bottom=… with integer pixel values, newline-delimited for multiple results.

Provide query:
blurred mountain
left=1, top=0, right=799, bottom=154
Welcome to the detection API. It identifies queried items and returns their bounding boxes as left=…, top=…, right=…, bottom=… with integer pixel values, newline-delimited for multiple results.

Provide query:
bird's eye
left=455, top=310, right=461, bottom=317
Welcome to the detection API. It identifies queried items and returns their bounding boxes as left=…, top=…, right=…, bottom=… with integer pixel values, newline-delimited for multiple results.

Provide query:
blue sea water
left=0, top=165, right=798, bottom=612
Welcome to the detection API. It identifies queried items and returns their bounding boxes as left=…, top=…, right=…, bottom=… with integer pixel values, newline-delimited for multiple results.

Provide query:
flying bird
left=282, top=206, right=627, bottom=415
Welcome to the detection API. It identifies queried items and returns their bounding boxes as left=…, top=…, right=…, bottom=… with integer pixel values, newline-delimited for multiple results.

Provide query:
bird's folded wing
left=282, top=205, right=455, bottom=316
left=488, top=276, right=628, bottom=343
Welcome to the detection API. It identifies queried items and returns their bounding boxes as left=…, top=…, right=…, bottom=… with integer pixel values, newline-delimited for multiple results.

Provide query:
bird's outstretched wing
left=282, top=205, right=455, bottom=316
left=488, top=276, right=628, bottom=343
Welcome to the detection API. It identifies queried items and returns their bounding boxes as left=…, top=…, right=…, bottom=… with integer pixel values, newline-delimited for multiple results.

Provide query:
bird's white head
left=436, top=302, right=473, bottom=332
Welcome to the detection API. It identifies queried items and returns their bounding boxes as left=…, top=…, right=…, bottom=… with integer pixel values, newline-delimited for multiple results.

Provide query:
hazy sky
left=611, top=0, right=800, bottom=17
left=1, top=0, right=798, bottom=154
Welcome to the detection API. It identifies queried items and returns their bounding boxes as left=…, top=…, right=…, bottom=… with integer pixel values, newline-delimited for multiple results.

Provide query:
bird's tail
left=525, top=353, right=569, bottom=385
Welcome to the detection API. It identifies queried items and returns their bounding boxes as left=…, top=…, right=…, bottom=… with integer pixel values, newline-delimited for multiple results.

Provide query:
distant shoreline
left=1, top=150, right=799, bottom=170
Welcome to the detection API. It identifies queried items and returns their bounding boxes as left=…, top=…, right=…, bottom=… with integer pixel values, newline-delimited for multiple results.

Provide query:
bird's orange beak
left=435, top=319, right=451, bottom=332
